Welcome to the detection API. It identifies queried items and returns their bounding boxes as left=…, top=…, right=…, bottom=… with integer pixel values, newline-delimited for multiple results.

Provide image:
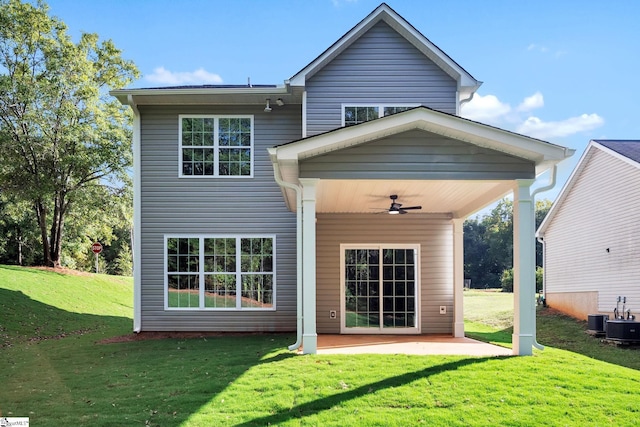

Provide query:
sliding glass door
left=342, top=245, right=419, bottom=333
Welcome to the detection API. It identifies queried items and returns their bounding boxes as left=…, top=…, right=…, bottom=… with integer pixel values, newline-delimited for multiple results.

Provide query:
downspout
left=269, top=155, right=304, bottom=351
left=529, top=165, right=558, bottom=350
left=127, top=94, right=142, bottom=333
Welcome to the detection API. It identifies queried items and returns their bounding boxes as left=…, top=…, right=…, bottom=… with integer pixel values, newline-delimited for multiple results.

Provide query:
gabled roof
left=594, top=140, right=640, bottom=164
left=271, top=106, right=573, bottom=172
left=287, top=3, right=481, bottom=100
left=270, top=107, right=574, bottom=217
left=537, top=139, right=640, bottom=237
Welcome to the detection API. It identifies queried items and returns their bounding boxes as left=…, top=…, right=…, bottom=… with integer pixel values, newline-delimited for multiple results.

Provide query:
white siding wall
left=316, top=213, right=454, bottom=334
left=544, top=148, right=640, bottom=313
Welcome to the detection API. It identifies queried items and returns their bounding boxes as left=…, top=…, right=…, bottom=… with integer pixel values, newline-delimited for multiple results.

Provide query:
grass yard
left=1, top=266, right=640, bottom=426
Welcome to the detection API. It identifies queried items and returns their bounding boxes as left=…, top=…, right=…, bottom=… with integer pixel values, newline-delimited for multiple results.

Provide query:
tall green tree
left=464, top=198, right=553, bottom=289
left=0, top=0, right=139, bottom=267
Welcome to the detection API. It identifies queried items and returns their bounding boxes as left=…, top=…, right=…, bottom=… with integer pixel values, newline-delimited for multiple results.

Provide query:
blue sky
left=44, top=0, right=640, bottom=201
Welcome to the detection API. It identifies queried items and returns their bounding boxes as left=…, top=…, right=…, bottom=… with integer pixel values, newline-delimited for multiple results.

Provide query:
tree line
left=464, top=198, right=552, bottom=291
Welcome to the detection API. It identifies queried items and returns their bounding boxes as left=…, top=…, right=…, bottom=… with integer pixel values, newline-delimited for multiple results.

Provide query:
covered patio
left=308, top=335, right=512, bottom=356
left=270, top=107, right=574, bottom=356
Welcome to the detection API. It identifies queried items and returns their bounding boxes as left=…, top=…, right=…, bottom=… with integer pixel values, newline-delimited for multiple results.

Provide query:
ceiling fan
left=386, top=194, right=422, bottom=215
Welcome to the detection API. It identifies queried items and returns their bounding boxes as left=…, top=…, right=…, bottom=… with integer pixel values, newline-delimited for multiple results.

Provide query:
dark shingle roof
left=594, top=140, right=640, bottom=163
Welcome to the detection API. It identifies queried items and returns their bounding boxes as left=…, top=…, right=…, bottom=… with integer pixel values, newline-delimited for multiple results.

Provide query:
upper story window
left=179, top=115, right=253, bottom=177
left=343, top=105, right=418, bottom=127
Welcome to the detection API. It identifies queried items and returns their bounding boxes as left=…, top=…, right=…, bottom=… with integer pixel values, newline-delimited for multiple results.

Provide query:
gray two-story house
left=112, top=3, right=574, bottom=355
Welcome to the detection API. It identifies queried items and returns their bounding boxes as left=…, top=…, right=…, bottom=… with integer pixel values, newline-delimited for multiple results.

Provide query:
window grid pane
left=167, top=236, right=273, bottom=310
left=181, top=116, right=252, bottom=176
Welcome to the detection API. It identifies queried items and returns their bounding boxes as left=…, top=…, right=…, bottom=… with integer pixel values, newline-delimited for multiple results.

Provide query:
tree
left=464, top=198, right=553, bottom=289
left=0, top=0, right=139, bottom=267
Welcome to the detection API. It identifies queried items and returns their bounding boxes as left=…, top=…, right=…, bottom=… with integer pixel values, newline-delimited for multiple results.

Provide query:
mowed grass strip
left=1, top=266, right=640, bottom=426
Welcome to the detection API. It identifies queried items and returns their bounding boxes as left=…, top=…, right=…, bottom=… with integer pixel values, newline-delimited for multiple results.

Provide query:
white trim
left=302, top=90, right=307, bottom=138
left=591, top=140, right=640, bottom=170
left=178, top=115, right=254, bottom=179
left=288, top=4, right=479, bottom=93
left=512, top=179, right=536, bottom=356
left=163, top=234, right=276, bottom=311
left=453, top=219, right=465, bottom=337
left=128, top=95, right=142, bottom=333
left=339, top=243, right=421, bottom=334
left=340, top=103, right=420, bottom=127
left=273, top=107, right=574, bottom=175
left=300, top=178, right=319, bottom=354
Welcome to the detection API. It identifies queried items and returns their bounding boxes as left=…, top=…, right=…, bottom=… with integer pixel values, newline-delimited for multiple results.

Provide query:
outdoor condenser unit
left=587, top=314, right=609, bottom=334
left=606, top=320, right=640, bottom=344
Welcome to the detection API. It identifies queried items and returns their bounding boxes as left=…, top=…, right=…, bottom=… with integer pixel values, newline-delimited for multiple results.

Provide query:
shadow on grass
left=465, top=328, right=513, bottom=347
left=0, top=286, right=298, bottom=425
left=0, top=287, right=131, bottom=346
left=236, top=357, right=492, bottom=426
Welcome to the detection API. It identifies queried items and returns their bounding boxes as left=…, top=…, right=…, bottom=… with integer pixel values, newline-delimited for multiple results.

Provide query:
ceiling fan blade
left=401, top=206, right=422, bottom=210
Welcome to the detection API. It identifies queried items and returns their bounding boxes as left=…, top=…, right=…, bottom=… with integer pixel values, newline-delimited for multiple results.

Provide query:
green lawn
left=1, top=266, right=639, bottom=426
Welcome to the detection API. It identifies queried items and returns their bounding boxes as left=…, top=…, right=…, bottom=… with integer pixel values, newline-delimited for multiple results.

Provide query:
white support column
left=453, top=218, right=465, bottom=337
left=513, top=179, right=536, bottom=356
left=300, top=178, right=319, bottom=354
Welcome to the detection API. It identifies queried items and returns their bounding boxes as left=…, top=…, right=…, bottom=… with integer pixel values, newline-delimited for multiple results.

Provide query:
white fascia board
left=274, top=108, right=573, bottom=166
left=592, top=141, right=640, bottom=170
left=110, top=85, right=290, bottom=105
left=538, top=140, right=640, bottom=237
left=536, top=141, right=599, bottom=237
left=289, top=4, right=479, bottom=90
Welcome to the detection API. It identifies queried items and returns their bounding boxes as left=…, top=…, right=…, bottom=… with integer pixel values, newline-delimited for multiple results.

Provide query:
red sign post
left=92, top=242, right=103, bottom=273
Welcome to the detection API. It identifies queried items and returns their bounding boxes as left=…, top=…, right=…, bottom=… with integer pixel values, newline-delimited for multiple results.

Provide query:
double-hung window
left=179, top=115, right=253, bottom=177
left=343, top=104, right=418, bottom=127
left=165, top=235, right=275, bottom=310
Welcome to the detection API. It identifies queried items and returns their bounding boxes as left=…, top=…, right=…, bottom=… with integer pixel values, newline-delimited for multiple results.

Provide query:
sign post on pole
left=92, top=242, right=103, bottom=273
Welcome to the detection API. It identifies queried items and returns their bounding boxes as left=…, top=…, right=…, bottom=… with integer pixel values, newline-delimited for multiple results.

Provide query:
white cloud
left=527, top=43, right=548, bottom=53
left=460, top=93, right=511, bottom=124
left=145, top=67, right=223, bottom=85
left=517, top=91, right=544, bottom=112
left=516, top=114, right=604, bottom=139
left=527, top=43, right=567, bottom=58
left=462, top=91, right=604, bottom=140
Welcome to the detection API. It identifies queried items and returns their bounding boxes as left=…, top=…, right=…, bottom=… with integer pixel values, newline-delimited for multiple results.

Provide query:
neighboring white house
left=537, top=140, right=640, bottom=320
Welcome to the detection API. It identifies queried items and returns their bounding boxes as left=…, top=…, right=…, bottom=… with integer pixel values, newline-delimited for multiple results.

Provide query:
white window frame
left=340, top=243, right=421, bottom=334
left=178, top=114, right=254, bottom=178
left=164, top=234, right=276, bottom=311
left=341, top=104, right=420, bottom=127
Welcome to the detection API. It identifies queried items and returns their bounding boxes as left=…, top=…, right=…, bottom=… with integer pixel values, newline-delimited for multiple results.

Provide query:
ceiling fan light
left=388, top=209, right=400, bottom=215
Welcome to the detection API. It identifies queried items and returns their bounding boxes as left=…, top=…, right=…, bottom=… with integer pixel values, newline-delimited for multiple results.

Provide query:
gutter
left=127, top=95, right=142, bottom=333
left=529, top=165, right=558, bottom=350
left=269, top=151, right=304, bottom=351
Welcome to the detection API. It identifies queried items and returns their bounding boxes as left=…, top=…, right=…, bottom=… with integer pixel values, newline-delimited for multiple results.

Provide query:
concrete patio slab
left=306, top=335, right=512, bottom=356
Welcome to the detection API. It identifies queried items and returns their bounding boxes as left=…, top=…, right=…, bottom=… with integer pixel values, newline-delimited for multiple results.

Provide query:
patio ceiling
left=313, top=179, right=513, bottom=218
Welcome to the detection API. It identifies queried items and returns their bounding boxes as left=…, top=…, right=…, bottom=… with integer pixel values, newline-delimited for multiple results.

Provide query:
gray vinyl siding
left=300, top=129, right=535, bottom=180
left=305, top=21, right=458, bottom=136
left=316, top=214, right=454, bottom=334
left=544, top=148, right=640, bottom=312
left=138, top=105, right=301, bottom=331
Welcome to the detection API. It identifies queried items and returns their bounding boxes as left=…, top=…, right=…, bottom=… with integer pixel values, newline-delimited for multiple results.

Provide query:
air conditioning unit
left=587, top=314, right=608, bottom=334
left=605, top=320, right=640, bottom=344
